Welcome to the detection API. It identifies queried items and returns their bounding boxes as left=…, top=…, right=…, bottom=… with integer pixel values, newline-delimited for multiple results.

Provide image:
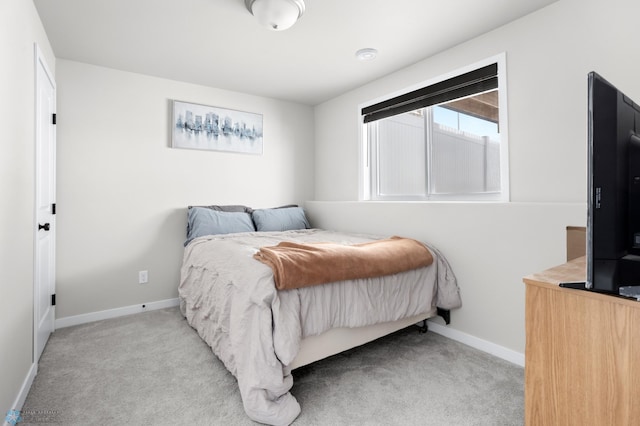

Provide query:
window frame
left=359, top=54, right=510, bottom=202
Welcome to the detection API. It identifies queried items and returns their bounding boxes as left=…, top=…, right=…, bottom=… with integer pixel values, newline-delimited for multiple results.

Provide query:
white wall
left=311, top=0, right=639, bottom=355
left=0, top=0, right=55, bottom=416
left=55, top=60, right=315, bottom=318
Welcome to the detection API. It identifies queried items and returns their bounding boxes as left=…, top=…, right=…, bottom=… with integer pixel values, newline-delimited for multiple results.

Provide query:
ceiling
left=34, top=0, right=558, bottom=106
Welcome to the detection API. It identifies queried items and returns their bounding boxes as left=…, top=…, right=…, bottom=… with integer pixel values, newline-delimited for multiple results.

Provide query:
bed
left=178, top=205, right=462, bottom=425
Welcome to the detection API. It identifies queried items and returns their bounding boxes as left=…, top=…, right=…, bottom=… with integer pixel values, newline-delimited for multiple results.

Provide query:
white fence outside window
left=374, top=112, right=500, bottom=198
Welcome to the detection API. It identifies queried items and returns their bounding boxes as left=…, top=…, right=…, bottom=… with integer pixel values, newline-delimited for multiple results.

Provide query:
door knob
left=38, top=223, right=50, bottom=231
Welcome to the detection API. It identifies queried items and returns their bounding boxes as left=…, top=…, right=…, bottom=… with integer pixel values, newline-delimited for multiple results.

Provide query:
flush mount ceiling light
left=355, top=48, right=378, bottom=61
left=245, top=0, right=305, bottom=31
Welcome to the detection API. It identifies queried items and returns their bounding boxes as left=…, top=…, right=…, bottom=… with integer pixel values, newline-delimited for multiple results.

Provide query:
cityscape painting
left=171, top=100, right=263, bottom=155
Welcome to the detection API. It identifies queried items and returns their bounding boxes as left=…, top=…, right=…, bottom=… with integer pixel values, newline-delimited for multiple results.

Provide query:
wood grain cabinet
left=523, top=257, right=640, bottom=425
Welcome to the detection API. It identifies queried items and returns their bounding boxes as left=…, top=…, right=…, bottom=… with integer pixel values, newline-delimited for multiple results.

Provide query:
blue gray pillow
left=251, top=207, right=310, bottom=232
left=185, top=207, right=255, bottom=246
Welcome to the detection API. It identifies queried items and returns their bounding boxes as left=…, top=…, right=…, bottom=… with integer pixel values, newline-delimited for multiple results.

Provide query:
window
left=361, top=56, right=509, bottom=201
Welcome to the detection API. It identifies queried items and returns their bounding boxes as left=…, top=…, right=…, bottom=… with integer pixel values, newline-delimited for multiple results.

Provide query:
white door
left=34, top=45, right=56, bottom=362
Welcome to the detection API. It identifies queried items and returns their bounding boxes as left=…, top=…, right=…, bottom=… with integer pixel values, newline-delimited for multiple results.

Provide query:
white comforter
left=178, top=229, right=461, bottom=425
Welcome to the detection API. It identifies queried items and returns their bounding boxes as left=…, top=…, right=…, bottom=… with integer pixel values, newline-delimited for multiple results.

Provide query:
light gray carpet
left=22, top=308, right=523, bottom=425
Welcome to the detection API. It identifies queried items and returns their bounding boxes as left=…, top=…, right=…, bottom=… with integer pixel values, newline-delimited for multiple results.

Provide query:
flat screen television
left=587, top=71, right=640, bottom=295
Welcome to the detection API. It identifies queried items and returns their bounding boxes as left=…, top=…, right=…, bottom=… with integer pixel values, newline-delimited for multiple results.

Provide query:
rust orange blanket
left=253, top=236, right=434, bottom=290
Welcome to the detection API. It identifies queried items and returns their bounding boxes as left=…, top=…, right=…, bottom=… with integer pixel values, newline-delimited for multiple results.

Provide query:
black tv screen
left=587, top=72, right=640, bottom=293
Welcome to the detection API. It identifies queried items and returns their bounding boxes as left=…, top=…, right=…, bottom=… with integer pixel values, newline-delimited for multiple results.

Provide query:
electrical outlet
left=138, top=270, right=148, bottom=284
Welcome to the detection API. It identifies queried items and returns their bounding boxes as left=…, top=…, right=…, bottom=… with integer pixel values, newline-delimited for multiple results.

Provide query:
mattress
left=179, top=229, right=461, bottom=425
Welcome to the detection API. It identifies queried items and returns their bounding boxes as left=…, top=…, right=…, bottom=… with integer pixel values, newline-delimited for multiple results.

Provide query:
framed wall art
left=171, top=100, right=263, bottom=155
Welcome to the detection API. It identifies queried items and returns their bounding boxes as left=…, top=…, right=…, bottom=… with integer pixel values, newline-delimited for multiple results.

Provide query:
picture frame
left=171, top=100, right=263, bottom=155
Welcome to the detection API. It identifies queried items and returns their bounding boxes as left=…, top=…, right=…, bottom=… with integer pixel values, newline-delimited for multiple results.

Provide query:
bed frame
left=291, top=308, right=451, bottom=369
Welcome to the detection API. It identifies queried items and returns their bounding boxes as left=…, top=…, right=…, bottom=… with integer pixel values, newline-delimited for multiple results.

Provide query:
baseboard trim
left=53, top=299, right=523, bottom=366
left=55, top=298, right=180, bottom=329
left=4, top=361, right=37, bottom=426
left=427, top=320, right=525, bottom=367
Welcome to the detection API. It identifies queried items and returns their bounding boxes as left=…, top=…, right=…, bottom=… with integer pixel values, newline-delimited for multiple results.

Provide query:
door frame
left=33, top=43, right=56, bottom=363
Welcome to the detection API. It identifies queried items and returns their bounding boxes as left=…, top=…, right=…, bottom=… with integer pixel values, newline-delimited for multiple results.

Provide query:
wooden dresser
left=523, top=256, right=640, bottom=425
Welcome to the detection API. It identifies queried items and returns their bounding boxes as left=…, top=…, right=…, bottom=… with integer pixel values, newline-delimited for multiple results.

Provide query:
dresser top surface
left=523, top=256, right=640, bottom=308
left=523, top=256, right=586, bottom=286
